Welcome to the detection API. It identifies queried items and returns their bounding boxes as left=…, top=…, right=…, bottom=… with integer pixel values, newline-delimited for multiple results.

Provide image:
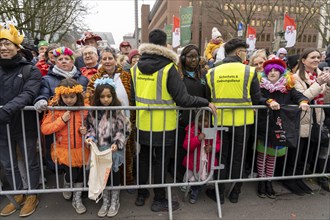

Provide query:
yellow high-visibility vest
left=131, top=63, right=176, bottom=132
left=206, top=63, right=255, bottom=126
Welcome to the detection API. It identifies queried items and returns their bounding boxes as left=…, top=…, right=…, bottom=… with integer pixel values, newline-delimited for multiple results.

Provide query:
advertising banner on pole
left=180, top=6, right=193, bottom=46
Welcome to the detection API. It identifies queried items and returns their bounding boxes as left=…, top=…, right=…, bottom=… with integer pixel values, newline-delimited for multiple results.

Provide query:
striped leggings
left=257, top=152, right=276, bottom=178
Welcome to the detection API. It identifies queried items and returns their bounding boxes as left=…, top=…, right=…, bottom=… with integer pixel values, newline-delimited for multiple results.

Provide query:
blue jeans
left=0, top=135, right=40, bottom=190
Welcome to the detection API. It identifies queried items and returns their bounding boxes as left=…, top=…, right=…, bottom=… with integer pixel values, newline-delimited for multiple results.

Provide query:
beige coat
left=294, top=70, right=330, bottom=137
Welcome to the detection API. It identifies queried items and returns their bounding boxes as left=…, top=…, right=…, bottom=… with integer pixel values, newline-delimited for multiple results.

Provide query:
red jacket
left=35, top=59, right=50, bottom=76
left=182, top=122, right=221, bottom=172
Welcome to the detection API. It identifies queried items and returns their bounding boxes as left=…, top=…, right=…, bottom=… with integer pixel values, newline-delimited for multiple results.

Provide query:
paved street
left=1, top=174, right=329, bottom=220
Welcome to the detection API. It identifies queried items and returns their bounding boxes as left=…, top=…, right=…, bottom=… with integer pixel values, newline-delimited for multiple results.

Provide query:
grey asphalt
left=1, top=176, right=329, bottom=220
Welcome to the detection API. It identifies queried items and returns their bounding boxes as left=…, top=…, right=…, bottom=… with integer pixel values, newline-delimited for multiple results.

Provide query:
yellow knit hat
left=0, top=23, right=24, bottom=46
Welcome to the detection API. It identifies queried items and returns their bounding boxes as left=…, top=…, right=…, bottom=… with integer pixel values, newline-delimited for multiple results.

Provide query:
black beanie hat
left=149, top=29, right=167, bottom=46
left=286, top=54, right=300, bottom=71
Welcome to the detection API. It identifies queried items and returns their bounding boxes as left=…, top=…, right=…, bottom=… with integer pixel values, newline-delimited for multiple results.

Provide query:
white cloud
left=83, top=0, right=155, bottom=49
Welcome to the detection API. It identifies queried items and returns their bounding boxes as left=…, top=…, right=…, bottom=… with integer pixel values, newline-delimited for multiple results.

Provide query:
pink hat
left=128, top=49, right=140, bottom=63
left=263, top=57, right=287, bottom=75
left=120, top=41, right=131, bottom=48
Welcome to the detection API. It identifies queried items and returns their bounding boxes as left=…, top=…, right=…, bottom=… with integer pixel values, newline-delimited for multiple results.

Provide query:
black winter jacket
left=0, top=55, right=42, bottom=138
left=34, top=65, right=89, bottom=103
left=257, top=82, right=308, bottom=141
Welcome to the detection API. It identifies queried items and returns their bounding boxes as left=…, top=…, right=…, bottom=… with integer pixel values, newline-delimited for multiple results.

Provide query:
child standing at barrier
left=41, top=78, right=90, bottom=214
left=182, top=111, right=221, bottom=204
left=85, top=77, right=131, bottom=217
left=257, top=57, right=309, bottom=199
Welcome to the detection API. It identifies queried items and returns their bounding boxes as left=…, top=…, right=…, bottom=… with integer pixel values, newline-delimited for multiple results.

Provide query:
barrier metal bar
left=1, top=105, right=330, bottom=220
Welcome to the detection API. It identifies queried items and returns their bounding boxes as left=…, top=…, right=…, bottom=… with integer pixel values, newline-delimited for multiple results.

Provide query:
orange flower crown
left=55, top=85, right=83, bottom=96
left=49, top=85, right=83, bottom=106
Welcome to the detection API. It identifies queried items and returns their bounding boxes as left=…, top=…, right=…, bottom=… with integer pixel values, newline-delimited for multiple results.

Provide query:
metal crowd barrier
left=0, top=105, right=329, bottom=219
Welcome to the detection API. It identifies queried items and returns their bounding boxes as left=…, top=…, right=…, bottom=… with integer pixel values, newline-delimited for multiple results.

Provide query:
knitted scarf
left=80, top=66, right=98, bottom=79
left=307, top=71, right=324, bottom=104
left=260, top=76, right=288, bottom=93
left=52, top=65, right=77, bottom=79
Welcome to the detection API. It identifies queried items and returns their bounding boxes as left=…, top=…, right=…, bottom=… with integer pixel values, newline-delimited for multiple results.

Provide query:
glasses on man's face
left=0, top=41, right=15, bottom=48
left=83, top=51, right=95, bottom=57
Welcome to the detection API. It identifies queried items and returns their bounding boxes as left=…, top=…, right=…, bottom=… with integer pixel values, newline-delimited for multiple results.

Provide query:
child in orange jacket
left=41, top=78, right=89, bottom=214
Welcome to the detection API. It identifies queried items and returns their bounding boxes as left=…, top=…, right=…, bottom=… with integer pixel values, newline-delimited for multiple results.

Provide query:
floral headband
left=94, top=77, right=116, bottom=89
left=49, top=84, right=83, bottom=106
left=53, top=47, right=74, bottom=60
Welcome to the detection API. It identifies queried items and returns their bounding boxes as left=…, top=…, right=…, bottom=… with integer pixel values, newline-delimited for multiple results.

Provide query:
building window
left=312, top=35, right=316, bottom=42
left=263, top=5, right=267, bottom=11
left=257, top=5, right=261, bottom=11
left=251, top=19, right=255, bottom=26
left=303, top=35, right=306, bottom=42
left=261, top=34, right=265, bottom=41
left=266, top=34, right=270, bottom=41
left=256, top=19, right=260, bottom=26
left=275, top=6, right=278, bottom=12
left=308, top=35, right=311, bottom=43
left=300, top=7, right=304, bottom=13
left=224, top=19, right=228, bottom=26
left=290, top=6, right=294, bottom=13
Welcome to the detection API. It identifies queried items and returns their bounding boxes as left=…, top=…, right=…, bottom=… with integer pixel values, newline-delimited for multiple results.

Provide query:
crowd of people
left=0, top=22, right=329, bottom=218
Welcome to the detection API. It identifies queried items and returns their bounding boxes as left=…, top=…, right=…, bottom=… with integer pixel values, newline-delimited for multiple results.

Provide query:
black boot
left=265, top=181, right=276, bottom=199
left=295, top=179, right=313, bottom=194
left=318, top=177, right=330, bottom=192
left=257, top=181, right=266, bottom=198
left=206, top=185, right=224, bottom=204
left=228, top=183, right=241, bottom=203
left=282, top=180, right=305, bottom=196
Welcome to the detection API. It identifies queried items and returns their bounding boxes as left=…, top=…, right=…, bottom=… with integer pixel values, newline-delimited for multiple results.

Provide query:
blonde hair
left=249, top=49, right=267, bottom=66
left=117, top=54, right=128, bottom=66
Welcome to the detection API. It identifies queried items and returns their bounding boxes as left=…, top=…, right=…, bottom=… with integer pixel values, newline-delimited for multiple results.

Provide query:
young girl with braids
left=41, top=78, right=89, bottom=214
left=256, top=57, right=309, bottom=199
left=85, top=77, right=131, bottom=218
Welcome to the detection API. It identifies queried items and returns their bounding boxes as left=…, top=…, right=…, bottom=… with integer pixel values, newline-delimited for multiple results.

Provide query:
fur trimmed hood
left=139, top=43, right=178, bottom=63
left=137, top=43, right=178, bottom=74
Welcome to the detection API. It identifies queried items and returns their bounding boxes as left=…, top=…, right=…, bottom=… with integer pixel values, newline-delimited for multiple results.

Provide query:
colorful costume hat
left=0, top=23, right=24, bottom=46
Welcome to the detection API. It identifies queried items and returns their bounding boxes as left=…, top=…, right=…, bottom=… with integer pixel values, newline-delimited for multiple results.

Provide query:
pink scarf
left=260, top=76, right=288, bottom=93
left=307, top=71, right=324, bottom=104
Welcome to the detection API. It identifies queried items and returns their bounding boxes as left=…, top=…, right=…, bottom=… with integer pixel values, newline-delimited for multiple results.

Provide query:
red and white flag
left=246, top=26, right=256, bottom=51
left=172, top=16, right=180, bottom=48
left=284, top=14, right=296, bottom=48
